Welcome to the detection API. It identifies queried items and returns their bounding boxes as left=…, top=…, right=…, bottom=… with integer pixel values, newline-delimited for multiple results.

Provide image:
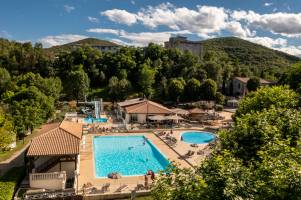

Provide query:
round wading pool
left=181, top=131, right=215, bottom=144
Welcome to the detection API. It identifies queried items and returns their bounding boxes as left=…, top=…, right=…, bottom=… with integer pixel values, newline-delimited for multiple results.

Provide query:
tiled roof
left=234, top=77, right=271, bottom=84
left=27, top=127, right=80, bottom=157
left=117, top=98, right=146, bottom=107
left=59, top=120, right=83, bottom=139
left=125, top=100, right=173, bottom=114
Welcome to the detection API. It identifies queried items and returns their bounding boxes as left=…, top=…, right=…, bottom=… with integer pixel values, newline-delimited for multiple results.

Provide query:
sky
left=0, top=0, right=301, bottom=57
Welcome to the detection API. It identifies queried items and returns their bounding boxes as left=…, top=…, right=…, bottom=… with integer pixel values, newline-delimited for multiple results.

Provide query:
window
left=130, top=114, right=138, bottom=122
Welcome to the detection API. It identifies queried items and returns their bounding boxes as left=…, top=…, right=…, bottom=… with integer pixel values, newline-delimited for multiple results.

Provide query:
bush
left=215, top=104, right=224, bottom=111
left=0, top=167, right=25, bottom=200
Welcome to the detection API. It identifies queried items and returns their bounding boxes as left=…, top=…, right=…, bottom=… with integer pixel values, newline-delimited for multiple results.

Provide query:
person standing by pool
left=144, top=175, right=149, bottom=189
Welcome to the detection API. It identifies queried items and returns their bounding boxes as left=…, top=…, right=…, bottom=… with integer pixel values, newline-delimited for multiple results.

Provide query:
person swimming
left=128, top=146, right=134, bottom=150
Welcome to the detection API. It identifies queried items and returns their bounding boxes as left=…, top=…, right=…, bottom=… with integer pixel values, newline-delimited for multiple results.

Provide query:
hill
left=200, top=37, right=300, bottom=69
left=44, top=38, right=120, bottom=55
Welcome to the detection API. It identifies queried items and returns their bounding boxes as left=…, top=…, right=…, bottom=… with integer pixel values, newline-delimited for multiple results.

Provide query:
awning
left=148, top=115, right=167, bottom=121
left=165, top=115, right=184, bottom=120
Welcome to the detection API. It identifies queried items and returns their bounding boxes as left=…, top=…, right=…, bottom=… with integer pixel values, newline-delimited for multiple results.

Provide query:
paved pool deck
left=78, top=132, right=194, bottom=194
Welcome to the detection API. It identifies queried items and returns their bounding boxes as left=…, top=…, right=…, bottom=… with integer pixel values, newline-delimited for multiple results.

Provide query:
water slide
left=94, top=101, right=100, bottom=118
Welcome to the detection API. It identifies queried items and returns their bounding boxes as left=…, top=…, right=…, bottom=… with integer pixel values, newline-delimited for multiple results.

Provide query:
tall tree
left=185, top=78, right=201, bottom=101
left=200, top=79, right=217, bottom=100
left=138, top=63, right=156, bottom=98
left=168, top=78, right=186, bottom=102
left=65, top=66, right=90, bottom=101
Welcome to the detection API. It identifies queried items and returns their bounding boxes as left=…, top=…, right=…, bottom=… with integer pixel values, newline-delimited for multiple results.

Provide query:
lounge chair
left=102, top=183, right=110, bottom=192
left=191, top=144, right=198, bottom=147
left=180, top=150, right=195, bottom=159
left=115, top=184, right=128, bottom=192
left=136, top=183, right=145, bottom=191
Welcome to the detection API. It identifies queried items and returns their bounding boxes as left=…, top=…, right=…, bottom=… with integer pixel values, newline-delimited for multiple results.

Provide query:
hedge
left=0, top=167, right=25, bottom=200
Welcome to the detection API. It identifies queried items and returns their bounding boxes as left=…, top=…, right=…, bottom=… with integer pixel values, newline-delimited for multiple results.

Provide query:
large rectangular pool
left=93, top=135, right=170, bottom=178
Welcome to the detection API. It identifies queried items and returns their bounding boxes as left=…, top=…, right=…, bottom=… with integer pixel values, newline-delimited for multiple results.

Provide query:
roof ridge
left=59, top=126, right=82, bottom=139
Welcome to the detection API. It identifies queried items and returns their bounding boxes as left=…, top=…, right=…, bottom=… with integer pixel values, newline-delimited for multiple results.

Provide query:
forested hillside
left=201, top=37, right=300, bottom=78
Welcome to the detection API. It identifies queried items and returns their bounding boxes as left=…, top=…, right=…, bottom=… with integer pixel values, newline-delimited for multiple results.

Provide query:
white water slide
left=94, top=101, right=100, bottom=118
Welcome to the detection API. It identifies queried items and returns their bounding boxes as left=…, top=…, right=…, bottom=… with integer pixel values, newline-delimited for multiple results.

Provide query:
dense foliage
left=152, top=86, right=301, bottom=200
left=0, top=107, right=15, bottom=150
left=1, top=37, right=299, bottom=103
left=235, top=86, right=299, bottom=117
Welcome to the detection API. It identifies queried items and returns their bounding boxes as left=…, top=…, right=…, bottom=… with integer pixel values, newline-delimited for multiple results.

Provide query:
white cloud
left=38, top=34, right=88, bottom=47
left=275, top=46, right=301, bottom=57
left=64, top=5, right=75, bottom=13
left=101, top=9, right=137, bottom=25
left=88, top=16, right=99, bottom=23
left=232, top=10, right=301, bottom=38
left=87, top=28, right=120, bottom=35
left=87, top=28, right=192, bottom=46
left=264, top=2, right=273, bottom=7
left=226, top=21, right=255, bottom=37
left=0, top=30, right=12, bottom=38
left=131, top=0, right=135, bottom=5
left=102, top=3, right=229, bottom=38
left=243, top=36, right=287, bottom=48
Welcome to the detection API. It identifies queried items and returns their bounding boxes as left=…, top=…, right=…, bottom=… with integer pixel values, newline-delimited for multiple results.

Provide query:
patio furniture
left=116, top=184, right=128, bottom=192
left=102, top=183, right=111, bottom=192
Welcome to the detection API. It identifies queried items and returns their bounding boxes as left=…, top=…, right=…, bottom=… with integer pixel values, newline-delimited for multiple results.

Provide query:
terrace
left=20, top=98, right=233, bottom=199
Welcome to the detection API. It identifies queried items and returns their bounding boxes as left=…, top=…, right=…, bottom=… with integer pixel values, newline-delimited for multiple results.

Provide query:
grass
left=0, top=167, right=26, bottom=200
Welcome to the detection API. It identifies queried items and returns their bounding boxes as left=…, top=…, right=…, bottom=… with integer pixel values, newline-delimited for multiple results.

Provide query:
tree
left=0, top=107, right=15, bottom=151
left=152, top=165, right=208, bottom=200
left=200, top=79, right=217, bottom=100
left=108, top=76, right=120, bottom=101
left=235, top=86, right=299, bottom=117
left=215, top=92, right=225, bottom=104
left=118, top=78, right=132, bottom=100
left=286, top=61, right=301, bottom=92
left=221, top=107, right=301, bottom=162
left=185, top=78, right=201, bottom=101
left=246, top=76, right=260, bottom=92
left=168, top=78, right=186, bottom=101
left=65, top=67, right=90, bottom=101
left=6, top=86, right=54, bottom=137
left=138, top=63, right=156, bottom=98
left=0, top=68, right=11, bottom=95
left=203, top=61, right=222, bottom=85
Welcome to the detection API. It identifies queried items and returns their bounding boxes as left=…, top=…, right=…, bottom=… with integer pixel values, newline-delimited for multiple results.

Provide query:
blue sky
left=0, top=0, right=301, bottom=56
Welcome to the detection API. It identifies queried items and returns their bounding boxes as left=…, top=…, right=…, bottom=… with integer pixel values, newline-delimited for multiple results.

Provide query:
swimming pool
left=93, top=136, right=170, bottom=178
left=83, top=117, right=108, bottom=123
left=181, top=131, right=215, bottom=144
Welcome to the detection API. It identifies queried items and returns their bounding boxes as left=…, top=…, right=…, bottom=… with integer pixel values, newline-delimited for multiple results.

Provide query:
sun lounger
left=116, top=184, right=128, bottom=192
left=102, top=183, right=110, bottom=192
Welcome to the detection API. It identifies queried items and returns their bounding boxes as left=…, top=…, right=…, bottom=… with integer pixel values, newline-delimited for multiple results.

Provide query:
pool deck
left=78, top=132, right=194, bottom=194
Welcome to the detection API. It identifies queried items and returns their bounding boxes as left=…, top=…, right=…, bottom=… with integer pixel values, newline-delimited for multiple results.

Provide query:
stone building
left=164, top=36, right=203, bottom=57
left=232, top=77, right=272, bottom=96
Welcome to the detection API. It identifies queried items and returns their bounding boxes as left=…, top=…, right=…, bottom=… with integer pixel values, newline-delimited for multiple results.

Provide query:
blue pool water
left=93, top=136, right=170, bottom=178
left=83, top=117, right=107, bottom=123
left=182, top=131, right=215, bottom=144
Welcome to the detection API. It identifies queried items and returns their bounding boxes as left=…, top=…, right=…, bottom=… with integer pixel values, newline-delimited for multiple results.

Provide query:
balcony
left=29, top=171, right=66, bottom=190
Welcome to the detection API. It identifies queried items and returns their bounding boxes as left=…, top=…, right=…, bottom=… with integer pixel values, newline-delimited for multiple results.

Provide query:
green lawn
left=0, top=167, right=26, bottom=200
